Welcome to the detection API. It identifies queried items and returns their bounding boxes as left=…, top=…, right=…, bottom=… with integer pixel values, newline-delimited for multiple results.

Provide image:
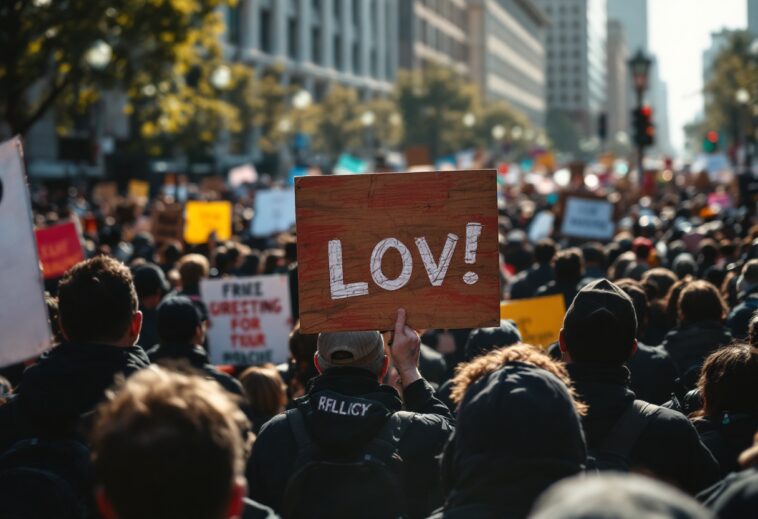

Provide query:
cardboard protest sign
left=127, top=179, right=150, bottom=200
left=228, top=163, right=258, bottom=187
left=184, top=200, right=232, bottom=244
left=35, top=221, right=85, bottom=279
left=0, top=137, right=52, bottom=366
left=560, top=196, right=615, bottom=241
left=296, top=170, right=500, bottom=333
left=199, top=175, right=226, bottom=195
left=200, top=275, right=292, bottom=365
left=500, top=294, right=565, bottom=347
left=151, top=204, right=184, bottom=243
left=92, top=181, right=118, bottom=204
left=251, top=189, right=296, bottom=237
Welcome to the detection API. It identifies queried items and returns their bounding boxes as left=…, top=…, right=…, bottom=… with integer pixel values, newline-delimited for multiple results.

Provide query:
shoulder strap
left=600, top=400, right=659, bottom=457
left=286, top=408, right=318, bottom=467
left=365, top=411, right=413, bottom=462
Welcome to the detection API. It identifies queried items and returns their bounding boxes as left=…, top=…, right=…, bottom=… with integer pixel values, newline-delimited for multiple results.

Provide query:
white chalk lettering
left=328, top=240, right=369, bottom=300
left=415, top=233, right=458, bottom=286
left=370, top=238, right=413, bottom=291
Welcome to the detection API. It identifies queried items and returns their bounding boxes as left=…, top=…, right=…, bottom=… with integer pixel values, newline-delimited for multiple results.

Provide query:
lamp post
left=361, top=110, right=376, bottom=153
left=628, top=49, right=652, bottom=186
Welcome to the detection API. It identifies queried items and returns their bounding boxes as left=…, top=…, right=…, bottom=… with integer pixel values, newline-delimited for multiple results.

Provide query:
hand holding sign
left=389, top=308, right=422, bottom=387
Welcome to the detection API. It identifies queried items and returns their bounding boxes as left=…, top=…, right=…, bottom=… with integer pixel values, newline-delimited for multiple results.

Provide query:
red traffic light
left=706, top=130, right=718, bottom=143
left=641, top=105, right=652, bottom=117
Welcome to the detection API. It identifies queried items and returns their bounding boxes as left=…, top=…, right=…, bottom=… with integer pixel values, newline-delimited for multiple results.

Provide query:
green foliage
left=307, top=85, right=365, bottom=155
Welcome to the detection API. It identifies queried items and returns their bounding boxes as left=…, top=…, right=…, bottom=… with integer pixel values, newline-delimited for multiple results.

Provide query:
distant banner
left=229, top=163, right=258, bottom=187
left=251, top=189, right=296, bottom=237
left=0, top=137, right=52, bottom=366
left=334, top=153, right=368, bottom=175
left=201, top=275, right=292, bottom=365
left=500, top=294, right=565, bottom=347
left=92, top=181, right=118, bottom=204
left=184, top=201, right=232, bottom=244
left=151, top=204, right=184, bottom=243
left=128, top=179, right=150, bottom=200
left=35, top=221, right=85, bottom=279
left=561, top=197, right=615, bottom=241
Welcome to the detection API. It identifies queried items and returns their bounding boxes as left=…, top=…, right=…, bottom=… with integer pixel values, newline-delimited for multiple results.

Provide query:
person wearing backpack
left=558, top=279, right=720, bottom=494
left=246, top=309, right=454, bottom=519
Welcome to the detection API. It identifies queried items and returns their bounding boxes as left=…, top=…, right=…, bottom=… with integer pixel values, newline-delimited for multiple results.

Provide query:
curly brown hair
left=449, top=344, right=588, bottom=415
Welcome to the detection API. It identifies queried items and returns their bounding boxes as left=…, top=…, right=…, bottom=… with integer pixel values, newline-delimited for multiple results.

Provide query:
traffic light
left=632, top=105, right=655, bottom=148
left=703, top=130, right=719, bottom=153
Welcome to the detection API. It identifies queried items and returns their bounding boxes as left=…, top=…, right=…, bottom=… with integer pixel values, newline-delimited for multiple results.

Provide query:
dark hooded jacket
left=662, top=321, right=732, bottom=389
left=0, top=342, right=150, bottom=451
left=567, top=363, right=720, bottom=495
left=698, top=467, right=758, bottom=519
left=726, top=290, right=758, bottom=340
left=147, top=342, right=242, bottom=396
left=246, top=367, right=454, bottom=519
left=693, top=414, right=758, bottom=477
left=430, top=362, right=587, bottom=519
left=509, top=264, right=554, bottom=300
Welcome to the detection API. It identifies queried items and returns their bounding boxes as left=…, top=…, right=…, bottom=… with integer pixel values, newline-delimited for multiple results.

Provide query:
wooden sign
left=151, top=204, right=184, bottom=243
left=296, top=170, right=500, bottom=333
left=35, top=221, right=85, bottom=279
left=500, top=294, right=566, bottom=347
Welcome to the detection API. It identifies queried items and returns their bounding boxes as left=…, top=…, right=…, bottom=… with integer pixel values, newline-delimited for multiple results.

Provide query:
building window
left=312, top=0, right=321, bottom=15
left=260, top=8, right=271, bottom=52
left=334, top=35, right=342, bottom=69
left=288, top=17, right=298, bottom=59
left=312, top=27, right=321, bottom=64
left=353, top=42, right=360, bottom=73
left=334, top=0, right=340, bottom=18
left=371, top=49, right=378, bottom=76
left=226, top=5, right=241, bottom=45
left=352, top=0, right=360, bottom=26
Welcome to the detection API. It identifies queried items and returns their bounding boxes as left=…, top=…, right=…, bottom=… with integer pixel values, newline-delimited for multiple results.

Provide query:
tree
left=306, top=85, right=364, bottom=156
left=475, top=101, right=532, bottom=153
left=360, top=96, right=403, bottom=150
left=0, top=0, right=255, bottom=158
left=395, top=65, right=477, bottom=158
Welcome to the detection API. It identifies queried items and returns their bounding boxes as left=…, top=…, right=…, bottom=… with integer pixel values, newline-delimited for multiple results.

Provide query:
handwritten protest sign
left=251, top=189, right=296, bottom=237
left=184, top=201, right=232, bottom=244
left=151, top=204, right=184, bottom=243
left=561, top=196, right=615, bottom=241
left=128, top=179, right=150, bottom=200
left=500, top=294, right=565, bottom=347
left=35, top=221, right=85, bottom=279
left=92, top=181, right=118, bottom=204
left=201, top=275, right=292, bottom=365
left=296, top=170, right=500, bottom=333
left=0, top=138, right=51, bottom=366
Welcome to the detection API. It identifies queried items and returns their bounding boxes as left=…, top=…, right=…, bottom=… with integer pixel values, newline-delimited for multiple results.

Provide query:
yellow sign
left=184, top=201, right=232, bottom=244
left=500, top=294, right=566, bottom=347
left=128, top=179, right=150, bottom=200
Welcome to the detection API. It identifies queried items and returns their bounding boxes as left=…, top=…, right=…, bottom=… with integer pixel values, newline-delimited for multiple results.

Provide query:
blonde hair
left=177, top=253, right=209, bottom=287
left=450, top=344, right=587, bottom=415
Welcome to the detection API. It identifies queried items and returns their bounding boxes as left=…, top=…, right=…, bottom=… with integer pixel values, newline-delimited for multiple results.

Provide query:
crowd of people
left=0, top=163, right=757, bottom=519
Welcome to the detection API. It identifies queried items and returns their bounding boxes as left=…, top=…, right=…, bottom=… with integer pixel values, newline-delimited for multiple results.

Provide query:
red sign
left=295, top=170, right=501, bottom=333
left=35, top=221, right=85, bottom=279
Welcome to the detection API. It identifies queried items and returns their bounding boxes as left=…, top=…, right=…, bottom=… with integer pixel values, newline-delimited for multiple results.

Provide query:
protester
left=698, top=432, right=758, bottom=519
left=689, top=344, right=758, bottom=476
left=91, top=366, right=276, bottom=519
left=0, top=256, right=149, bottom=451
left=641, top=268, right=679, bottom=345
left=530, top=473, right=714, bottom=519
left=148, top=295, right=243, bottom=395
left=131, top=262, right=169, bottom=349
left=662, top=280, right=732, bottom=389
left=535, top=247, right=585, bottom=308
left=285, top=321, right=319, bottom=401
left=175, top=252, right=210, bottom=319
left=509, top=239, right=556, bottom=299
left=432, top=345, right=587, bottom=518
left=558, top=279, right=719, bottom=494
left=239, top=365, right=288, bottom=433
left=726, top=259, right=758, bottom=340
left=246, top=309, right=454, bottom=518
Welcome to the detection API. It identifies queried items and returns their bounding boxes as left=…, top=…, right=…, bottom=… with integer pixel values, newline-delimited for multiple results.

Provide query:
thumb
left=394, top=308, right=407, bottom=338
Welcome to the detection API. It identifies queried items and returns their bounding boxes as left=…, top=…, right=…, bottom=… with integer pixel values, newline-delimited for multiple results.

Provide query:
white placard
left=200, top=275, right=292, bottom=365
left=0, top=137, right=52, bottom=366
left=251, top=189, right=296, bottom=237
left=528, top=211, right=555, bottom=243
left=561, top=197, right=615, bottom=240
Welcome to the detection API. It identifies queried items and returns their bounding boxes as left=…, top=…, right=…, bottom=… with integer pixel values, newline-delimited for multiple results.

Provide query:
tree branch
left=15, top=75, right=71, bottom=135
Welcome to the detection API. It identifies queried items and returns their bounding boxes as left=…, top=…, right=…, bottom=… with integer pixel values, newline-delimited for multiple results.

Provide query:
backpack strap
left=364, top=411, right=413, bottom=464
left=286, top=408, right=319, bottom=468
left=600, top=400, right=659, bottom=458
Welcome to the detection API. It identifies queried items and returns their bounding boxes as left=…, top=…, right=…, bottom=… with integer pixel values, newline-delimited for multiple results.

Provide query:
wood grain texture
left=296, top=170, right=500, bottom=333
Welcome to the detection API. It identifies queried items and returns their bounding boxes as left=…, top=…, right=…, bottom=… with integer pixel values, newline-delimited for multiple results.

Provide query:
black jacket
left=662, top=321, right=732, bottom=389
left=535, top=279, right=580, bottom=310
left=626, top=343, right=681, bottom=405
left=147, top=343, right=242, bottom=396
left=726, top=293, right=758, bottom=340
left=246, top=368, right=454, bottom=518
left=693, top=414, right=758, bottom=477
left=567, top=363, right=720, bottom=495
left=509, top=264, right=554, bottom=300
left=0, top=342, right=150, bottom=451
left=698, top=467, right=758, bottom=519
left=419, top=344, right=448, bottom=388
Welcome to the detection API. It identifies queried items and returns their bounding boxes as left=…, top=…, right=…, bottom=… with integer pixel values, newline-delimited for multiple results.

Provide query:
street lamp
left=210, top=65, right=232, bottom=89
left=361, top=110, right=376, bottom=127
left=628, top=49, right=652, bottom=186
left=462, top=112, right=476, bottom=128
left=292, top=89, right=313, bottom=110
left=491, top=125, right=506, bottom=140
left=737, top=89, right=750, bottom=105
left=85, top=40, right=112, bottom=70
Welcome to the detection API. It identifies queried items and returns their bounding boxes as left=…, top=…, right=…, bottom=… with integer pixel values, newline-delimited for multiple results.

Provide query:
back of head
left=156, top=296, right=202, bottom=344
left=562, top=279, right=637, bottom=365
left=239, top=365, right=287, bottom=419
left=316, top=331, right=385, bottom=375
left=91, top=366, right=249, bottom=519
left=529, top=473, right=713, bottom=519
left=554, top=248, right=584, bottom=283
left=177, top=253, right=209, bottom=289
left=673, top=253, right=697, bottom=279
left=678, top=280, right=727, bottom=325
left=535, top=239, right=557, bottom=266
left=57, top=256, right=137, bottom=344
left=699, top=344, right=758, bottom=418
left=632, top=237, right=653, bottom=262
left=738, top=259, right=758, bottom=294
left=642, top=268, right=678, bottom=301
left=582, top=242, right=607, bottom=270
left=615, top=279, right=649, bottom=338
left=131, top=263, right=169, bottom=301
left=464, top=320, right=522, bottom=361
left=450, top=359, right=586, bottom=490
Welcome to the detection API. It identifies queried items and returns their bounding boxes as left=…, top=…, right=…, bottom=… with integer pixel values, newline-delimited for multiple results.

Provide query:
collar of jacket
left=148, top=342, right=208, bottom=368
left=41, top=340, right=150, bottom=366
left=307, top=367, right=402, bottom=406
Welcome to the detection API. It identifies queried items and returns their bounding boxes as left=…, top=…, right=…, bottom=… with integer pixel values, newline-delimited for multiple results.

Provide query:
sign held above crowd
left=35, top=220, right=85, bottom=279
left=295, top=170, right=500, bottom=333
